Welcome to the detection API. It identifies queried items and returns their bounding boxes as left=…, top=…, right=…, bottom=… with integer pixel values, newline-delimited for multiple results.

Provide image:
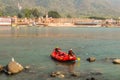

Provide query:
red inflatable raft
left=51, top=49, right=77, bottom=62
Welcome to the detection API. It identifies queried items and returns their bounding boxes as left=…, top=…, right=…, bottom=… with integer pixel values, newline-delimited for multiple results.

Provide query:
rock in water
left=50, top=71, right=65, bottom=78
left=0, top=65, right=3, bottom=72
left=87, top=57, right=96, bottom=62
left=7, top=58, right=24, bottom=74
left=113, top=59, right=120, bottom=64
left=58, top=74, right=65, bottom=78
left=71, top=72, right=80, bottom=77
left=24, top=66, right=30, bottom=70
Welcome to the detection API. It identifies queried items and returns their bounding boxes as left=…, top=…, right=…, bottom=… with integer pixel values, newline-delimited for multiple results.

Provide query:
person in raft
left=55, top=47, right=65, bottom=56
left=55, top=47, right=61, bottom=52
left=68, top=49, right=75, bottom=58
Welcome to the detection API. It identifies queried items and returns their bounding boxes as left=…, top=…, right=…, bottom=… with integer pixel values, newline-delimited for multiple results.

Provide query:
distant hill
left=0, top=0, right=120, bottom=18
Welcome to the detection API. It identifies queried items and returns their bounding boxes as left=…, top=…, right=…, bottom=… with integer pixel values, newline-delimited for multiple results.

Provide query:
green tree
left=67, top=14, right=72, bottom=18
left=17, top=12, right=24, bottom=18
left=3, top=6, right=18, bottom=16
left=22, top=8, right=32, bottom=18
left=48, top=11, right=61, bottom=18
left=31, top=8, right=40, bottom=18
left=88, top=16, right=106, bottom=20
left=0, top=10, right=3, bottom=16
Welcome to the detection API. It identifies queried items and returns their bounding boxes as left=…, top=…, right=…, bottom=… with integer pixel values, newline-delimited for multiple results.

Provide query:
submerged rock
left=50, top=73, right=57, bottom=77
left=90, top=71, right=102, bottom=76
left=50, top=71, right=65, bottom=78
left=113, top=59, right=120, bottom=64
left=91, top=77, right=96, bottom=80
left=87, top=57, right=96, bottom=62
left=71, top=72, right=80, bottom=77
left=7, top=58, right=24, bottom=74
left=24, top=65, right=30, bottom=70
left=86, top=77, right=96, bottom=80
left=105, top=57, right=116, bottom=61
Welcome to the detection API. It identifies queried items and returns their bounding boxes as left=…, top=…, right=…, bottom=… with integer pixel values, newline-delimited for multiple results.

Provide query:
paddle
left=77, top=57, right=80, bottom=61
left=77, top=57, right=81, bottom=67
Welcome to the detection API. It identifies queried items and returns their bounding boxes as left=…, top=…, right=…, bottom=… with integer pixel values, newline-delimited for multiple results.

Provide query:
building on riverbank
left=0, top=17, right=12, bottom=26
left=11, top=16, right=103, bottom=27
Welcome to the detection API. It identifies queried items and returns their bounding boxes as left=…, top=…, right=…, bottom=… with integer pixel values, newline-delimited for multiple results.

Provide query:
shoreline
left=0, top=22, right=120, bottom=28
left=0, top=17, right=120, bottom=28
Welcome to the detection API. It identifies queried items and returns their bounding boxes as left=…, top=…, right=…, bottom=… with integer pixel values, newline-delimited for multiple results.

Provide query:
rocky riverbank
left=0, top=58, right=25, bottom=75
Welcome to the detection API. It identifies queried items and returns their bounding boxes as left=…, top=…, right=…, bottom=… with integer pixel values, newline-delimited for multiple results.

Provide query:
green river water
left=0, top=26, right=120, bottom=80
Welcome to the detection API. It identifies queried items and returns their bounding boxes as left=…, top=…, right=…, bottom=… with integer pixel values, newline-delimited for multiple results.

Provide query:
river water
left=0, top=26, right=120, bottom=80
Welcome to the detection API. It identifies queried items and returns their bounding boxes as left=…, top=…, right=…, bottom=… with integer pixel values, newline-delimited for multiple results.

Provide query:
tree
left=67, top=14, right=72, bottom=18
left=17, top=13, right=24, bottom=18
left=22, top=8, right=32, bottom=18
left=0, top=10, right=3, bottom=16
left=3, top=6, right=18, bottom=16
left=31, top=8, right=40, bottom=18
left=88, top=16, right=106, bottom=20
left=48, top=11, right=61, bottom=18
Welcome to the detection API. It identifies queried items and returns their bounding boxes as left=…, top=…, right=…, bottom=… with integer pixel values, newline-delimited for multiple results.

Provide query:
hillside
left=0, top=0, right=120, bottom=18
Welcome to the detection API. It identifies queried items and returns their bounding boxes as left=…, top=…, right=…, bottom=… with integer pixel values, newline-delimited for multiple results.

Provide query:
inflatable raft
left=51, top=49, right=77, bottom=62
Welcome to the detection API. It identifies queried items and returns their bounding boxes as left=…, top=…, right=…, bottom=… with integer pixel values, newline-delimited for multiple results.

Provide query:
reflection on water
left=10, top=26, right=72, bottom=38
left=10, top=26, right=55, bottom=37
left=51, top=58, right=76, bottom=73
left=1, top=26, right=120, bottom=40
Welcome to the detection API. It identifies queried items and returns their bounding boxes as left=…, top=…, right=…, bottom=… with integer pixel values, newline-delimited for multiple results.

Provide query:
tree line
left=0, top=6, right=109, bottom=19
left=0, top=6, right=62, bottom=18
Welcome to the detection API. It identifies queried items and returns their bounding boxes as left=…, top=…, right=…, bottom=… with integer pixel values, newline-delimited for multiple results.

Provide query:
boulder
left=113, top=59, right=120, bottom=64
left=7, top=58, right=24, bottom=74
left=58, top=74, right=65, bottom=78
left=87, top=57, right=96, bottom=62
